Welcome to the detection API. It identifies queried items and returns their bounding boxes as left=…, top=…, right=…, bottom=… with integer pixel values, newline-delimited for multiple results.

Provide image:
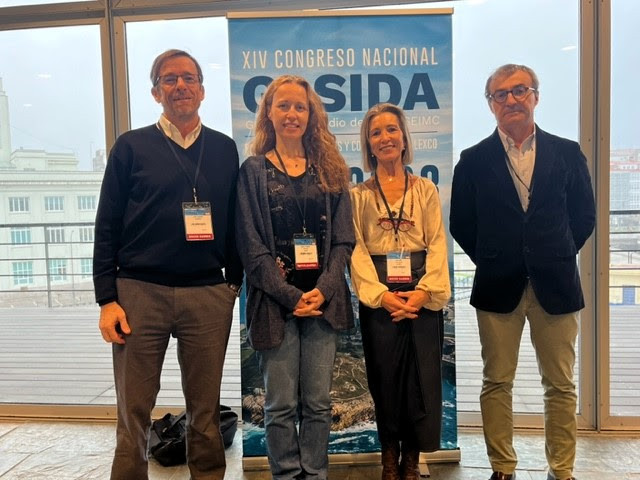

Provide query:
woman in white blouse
left=349, top=103, right=451, bottom=480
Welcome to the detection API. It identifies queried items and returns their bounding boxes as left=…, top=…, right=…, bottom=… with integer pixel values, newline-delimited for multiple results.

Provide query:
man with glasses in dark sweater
left=93, top=49, right=242, bottom=480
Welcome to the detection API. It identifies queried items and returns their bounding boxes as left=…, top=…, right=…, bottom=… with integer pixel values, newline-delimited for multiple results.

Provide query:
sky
left=0, top=0, right=637, bottom=171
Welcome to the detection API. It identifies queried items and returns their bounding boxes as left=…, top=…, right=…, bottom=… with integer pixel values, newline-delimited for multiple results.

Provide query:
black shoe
left=490, top=472, right=516, bottom=480
left=547, top=474, right=576, bottom=480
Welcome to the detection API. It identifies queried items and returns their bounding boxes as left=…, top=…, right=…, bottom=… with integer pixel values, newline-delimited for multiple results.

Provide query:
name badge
left=182, top=202, right=214, bottom=241
left=293, top=233, right=319, bottom=270
left=386, top=251, right=411, bottom=283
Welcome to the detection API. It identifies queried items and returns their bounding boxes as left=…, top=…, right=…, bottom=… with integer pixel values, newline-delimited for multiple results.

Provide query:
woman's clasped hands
left=293, top=288, right=325, bottom=317
left=381, top=289, right=430, bottom=322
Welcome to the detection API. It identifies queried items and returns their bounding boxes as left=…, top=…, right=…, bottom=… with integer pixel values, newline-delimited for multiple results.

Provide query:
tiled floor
left=0, top=420, right=639, bottom=479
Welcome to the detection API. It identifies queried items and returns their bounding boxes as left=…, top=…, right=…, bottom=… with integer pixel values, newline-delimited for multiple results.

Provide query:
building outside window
left=48, top=259, right=67, bottom=282
left=10, top=227, right=31, bottom=245
left=46, top=227, right=65, bottom=244
left=8, top=197, right=30, bottom=213
left=44, top=196, right=64, bottom=212
left=12, top=261, right=34, bottom=286
left=77, top=195, right=96, bottom=211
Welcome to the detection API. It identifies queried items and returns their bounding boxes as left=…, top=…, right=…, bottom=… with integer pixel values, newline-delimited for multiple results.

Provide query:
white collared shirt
left=157, top=114, right=202, bottom=149
left=498, top=127, right=536, bottom=211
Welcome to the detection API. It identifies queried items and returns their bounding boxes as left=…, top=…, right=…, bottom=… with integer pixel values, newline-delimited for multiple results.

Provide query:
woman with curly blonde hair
left=249, top=74, right=350, bottom=193
left=236, top=74, right=355, bottom=479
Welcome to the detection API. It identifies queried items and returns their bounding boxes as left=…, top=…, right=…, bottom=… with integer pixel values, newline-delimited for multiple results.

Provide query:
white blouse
left=349, top=175, right=451, bottom=310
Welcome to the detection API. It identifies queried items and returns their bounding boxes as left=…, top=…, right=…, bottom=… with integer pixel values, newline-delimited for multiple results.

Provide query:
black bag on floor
left=220, top=405, right=239, bottom=448
left=149, top=411, right=187, bottom=466
left=148, top=406, right=238, bottom=467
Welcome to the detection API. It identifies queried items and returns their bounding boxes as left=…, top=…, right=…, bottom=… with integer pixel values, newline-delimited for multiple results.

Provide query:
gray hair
left=484, top=64, right=539, bottom=101
left=359, top=103, right=413, bottom=173
left=150, top=49, right=203, bottom=87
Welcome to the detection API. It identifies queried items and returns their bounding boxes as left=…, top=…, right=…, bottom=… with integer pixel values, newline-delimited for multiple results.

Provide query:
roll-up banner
left=228, top=8, right=458, bottom=468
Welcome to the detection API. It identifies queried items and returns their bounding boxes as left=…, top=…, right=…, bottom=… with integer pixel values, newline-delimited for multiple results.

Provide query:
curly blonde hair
left=249, top=75, right=350, bottom=193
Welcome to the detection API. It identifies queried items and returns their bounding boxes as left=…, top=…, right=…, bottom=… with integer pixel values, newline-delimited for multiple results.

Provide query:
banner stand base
left=242, top=448, right=461, bottom=471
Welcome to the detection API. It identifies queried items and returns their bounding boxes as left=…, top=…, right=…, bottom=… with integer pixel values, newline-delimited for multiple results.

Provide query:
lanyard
left=273, top=148, right=311, bottom=234
left=158, top=123, right=206, bottom=203
left=373, top=168, right=409, bottom=240
left=504, top=152, right=534, bottom=202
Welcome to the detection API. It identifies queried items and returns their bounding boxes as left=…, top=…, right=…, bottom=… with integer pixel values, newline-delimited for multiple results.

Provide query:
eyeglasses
left=377, top=217, right=415, bottom=232
left=486, top=85, right=537, bottom=103
left=155, top=73, right=201, bottom=86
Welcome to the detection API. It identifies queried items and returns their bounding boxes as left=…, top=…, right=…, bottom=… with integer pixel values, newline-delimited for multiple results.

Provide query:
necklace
left=377, top=167, right=399, bottom=183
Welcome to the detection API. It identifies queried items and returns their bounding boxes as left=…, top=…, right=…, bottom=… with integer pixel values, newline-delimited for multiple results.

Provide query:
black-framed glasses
left=155, top=73, right=201, bottom=87
left=486, top=84, right=537, bottom=103
left=377, top=217, right=415, bottom=232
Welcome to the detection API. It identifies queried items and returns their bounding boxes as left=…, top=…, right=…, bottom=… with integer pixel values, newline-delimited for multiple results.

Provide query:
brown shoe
left=381, top=442, right=401, bottom=480
left=490, top=472, right=516, bottom=480
left=400, top=444, right=421, bottom=480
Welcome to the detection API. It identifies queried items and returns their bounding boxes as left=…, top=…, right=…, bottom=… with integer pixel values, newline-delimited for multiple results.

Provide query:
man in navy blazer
left=450, top=64, right=595, bottom=480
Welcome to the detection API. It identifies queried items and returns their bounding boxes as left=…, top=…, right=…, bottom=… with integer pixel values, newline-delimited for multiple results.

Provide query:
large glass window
left=393, top=0, right=580, bottom=417
left=126, top=17, right=232, bottom=136
left=0, top=0, right=633, bottom=432
left=0, top=26, right=105, bottom=172
left=0, top=23, right=104, bottom=347
left=609, top=0, right=640, bottom=417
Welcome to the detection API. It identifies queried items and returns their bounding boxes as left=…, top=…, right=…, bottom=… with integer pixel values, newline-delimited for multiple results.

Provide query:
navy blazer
left=449, top=127, right=595, bottom=315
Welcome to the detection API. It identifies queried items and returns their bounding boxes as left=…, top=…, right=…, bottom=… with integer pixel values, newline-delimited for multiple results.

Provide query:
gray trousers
left=110, top=278, right=236, bottom=480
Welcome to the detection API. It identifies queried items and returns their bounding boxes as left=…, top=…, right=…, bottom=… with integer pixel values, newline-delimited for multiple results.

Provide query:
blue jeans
left=257, top=317, right=338, bottom=480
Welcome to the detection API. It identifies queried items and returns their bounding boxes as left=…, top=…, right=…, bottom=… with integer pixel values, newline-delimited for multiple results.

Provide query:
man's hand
left=293, top=288, right=325, bottom=317
left=99, top=301, right=131, bottom=344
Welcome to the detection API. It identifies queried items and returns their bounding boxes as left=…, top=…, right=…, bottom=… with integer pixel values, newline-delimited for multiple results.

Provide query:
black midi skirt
left=360, top=251, right=444, bottom=451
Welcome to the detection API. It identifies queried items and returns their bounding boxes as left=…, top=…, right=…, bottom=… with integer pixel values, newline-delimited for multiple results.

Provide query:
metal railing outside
left=0, top=222, right=96, bottom=308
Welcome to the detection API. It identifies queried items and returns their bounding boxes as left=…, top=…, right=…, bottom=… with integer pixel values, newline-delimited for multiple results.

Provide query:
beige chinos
left=476, top=283, right=579, bottom=480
